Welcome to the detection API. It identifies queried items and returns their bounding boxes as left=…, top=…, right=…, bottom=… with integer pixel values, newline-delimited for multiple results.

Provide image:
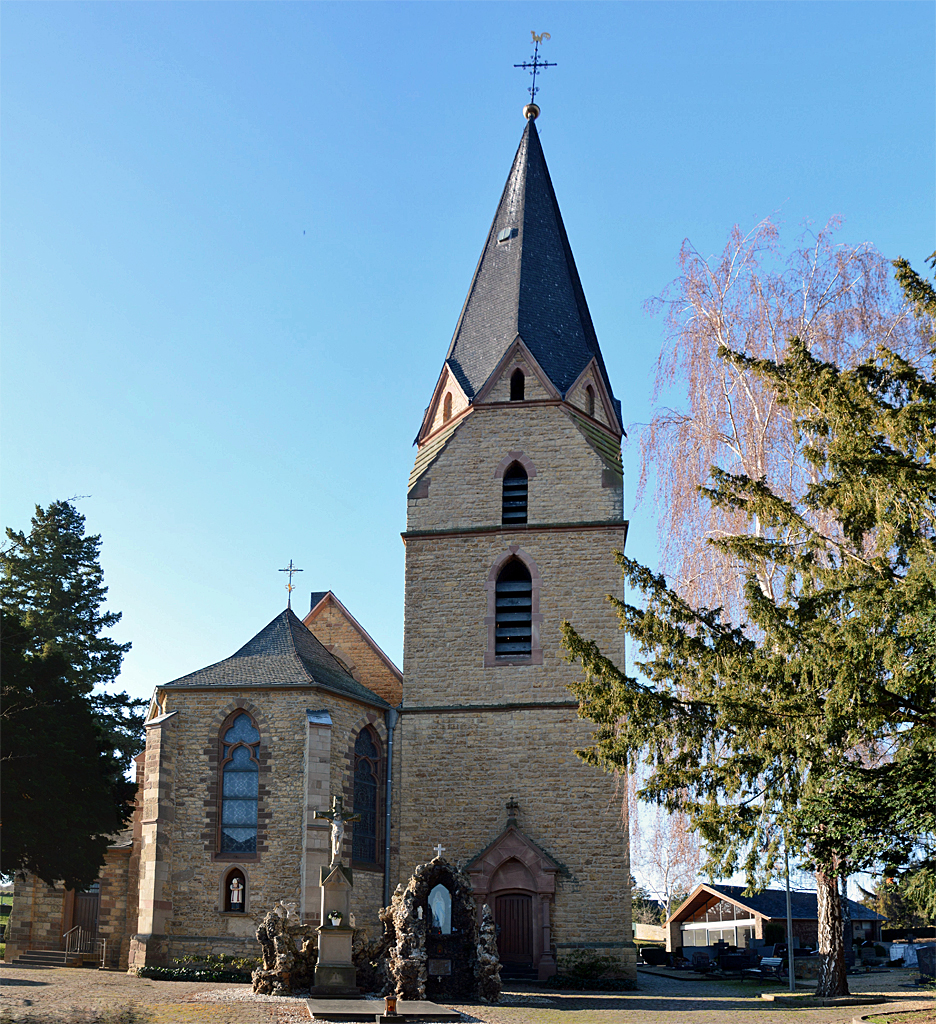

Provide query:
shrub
left=135, top=965, right=249, bottom=983
left=539, top=949, right=636, bottom=990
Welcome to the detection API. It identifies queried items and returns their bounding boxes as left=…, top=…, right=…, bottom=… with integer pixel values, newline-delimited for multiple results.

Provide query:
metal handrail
left=62, top=925, right=81, bottom=954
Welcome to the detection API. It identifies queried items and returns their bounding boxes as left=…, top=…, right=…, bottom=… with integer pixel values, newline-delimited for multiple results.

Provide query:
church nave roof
left=163, top=607, right=390, bottom=708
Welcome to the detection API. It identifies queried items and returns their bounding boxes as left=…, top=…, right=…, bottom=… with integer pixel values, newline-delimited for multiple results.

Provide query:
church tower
left=398, top=113, right=633, bottom=979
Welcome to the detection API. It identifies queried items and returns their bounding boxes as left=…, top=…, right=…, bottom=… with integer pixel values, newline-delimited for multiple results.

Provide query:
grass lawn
left=864, top=1010, right=936, bottom=1024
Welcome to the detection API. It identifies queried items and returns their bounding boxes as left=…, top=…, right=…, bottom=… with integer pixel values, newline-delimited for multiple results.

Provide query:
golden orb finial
left=523, top=103, right=540, bottom=120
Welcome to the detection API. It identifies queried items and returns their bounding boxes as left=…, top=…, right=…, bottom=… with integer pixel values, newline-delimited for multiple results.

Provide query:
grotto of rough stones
left=252, top=902, right=318, bottom=995
left=383, top=855, right=501, bottom=1002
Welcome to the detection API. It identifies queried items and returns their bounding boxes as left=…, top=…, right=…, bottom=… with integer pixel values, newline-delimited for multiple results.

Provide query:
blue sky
left=2, top=1, right=933, bottom=705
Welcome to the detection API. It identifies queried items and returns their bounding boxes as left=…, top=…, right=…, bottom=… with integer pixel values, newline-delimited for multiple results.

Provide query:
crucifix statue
left=315, top=795, right=360, bottom=868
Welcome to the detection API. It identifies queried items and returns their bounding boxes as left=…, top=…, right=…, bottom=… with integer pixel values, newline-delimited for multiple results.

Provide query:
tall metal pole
left=785, top=840, right=795, bottom=992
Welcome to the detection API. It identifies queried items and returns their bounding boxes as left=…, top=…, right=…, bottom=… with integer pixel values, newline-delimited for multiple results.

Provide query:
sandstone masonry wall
left=406, top=404, right=622, bottom=533
left=304, top=600, right=402, bottom=706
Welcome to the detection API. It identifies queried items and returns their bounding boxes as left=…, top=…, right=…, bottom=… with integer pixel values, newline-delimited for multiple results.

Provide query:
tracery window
left=219, top=713, right=260, bottom=854
left=353, top=728, right=380, bottom=864
left=510, top=368, right=525, bottom=401
left=495, top=559, right=532, bottom=657
left=502, top=462, right=528, bottom=525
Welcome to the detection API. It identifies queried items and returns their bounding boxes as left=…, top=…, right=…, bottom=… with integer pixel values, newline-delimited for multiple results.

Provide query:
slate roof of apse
left=444, top=118, right=621, bottom=428
left=672, top=884, right=883, bottom=922
left=163, top=608, right=390, bottom=708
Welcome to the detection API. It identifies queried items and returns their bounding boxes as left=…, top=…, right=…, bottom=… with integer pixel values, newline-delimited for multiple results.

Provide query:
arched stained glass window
left=220, top=713, right=260, bottom=853
left=353, top=728, right=380, bottom=863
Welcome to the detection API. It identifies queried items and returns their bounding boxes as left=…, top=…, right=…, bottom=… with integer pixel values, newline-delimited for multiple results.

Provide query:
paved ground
left=0, top=964, right=932, bottom=1024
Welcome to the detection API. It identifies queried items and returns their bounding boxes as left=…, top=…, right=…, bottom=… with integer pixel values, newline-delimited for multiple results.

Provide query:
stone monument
left=311, top=795, right=361, bottom=995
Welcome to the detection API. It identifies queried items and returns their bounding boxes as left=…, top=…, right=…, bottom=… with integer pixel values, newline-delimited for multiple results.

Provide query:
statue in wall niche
left=379, top=856, right=501, bottom=1002
left=229, top=877, right=244, bottom=908
left=252, top=904, right=318, bottom=995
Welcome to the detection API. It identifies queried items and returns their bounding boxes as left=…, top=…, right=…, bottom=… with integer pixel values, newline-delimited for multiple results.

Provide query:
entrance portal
left=495, top=893, right=532, bottom=963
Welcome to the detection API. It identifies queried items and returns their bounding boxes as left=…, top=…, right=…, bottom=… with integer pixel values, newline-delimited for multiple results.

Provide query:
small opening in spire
left=585, top=384, right=595, bottom=418
left=443, top=393, right=453, bottom=422
left=510, top=369, right=525, bottom=401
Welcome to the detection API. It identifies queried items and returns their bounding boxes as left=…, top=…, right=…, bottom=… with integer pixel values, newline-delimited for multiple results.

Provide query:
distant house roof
left=668, top=883, right=884, bottom=924
left=163, top=607, right=390, bottom=709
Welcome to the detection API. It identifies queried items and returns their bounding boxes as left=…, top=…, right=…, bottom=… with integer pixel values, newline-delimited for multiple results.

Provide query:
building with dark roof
left=6, top=105, right=633, bottom=982
left=665, top=883, right=885, bottom=953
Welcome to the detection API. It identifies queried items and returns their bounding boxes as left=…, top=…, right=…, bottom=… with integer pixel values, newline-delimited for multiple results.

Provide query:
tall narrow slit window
left=495, top=560, right=532, bottom=657
left=443, top=392, right=453, bottom=422
left=585, top=384, right=595, bottom=418
left=219, top=713, right=260, bottom=853
left=353, top=728, right=380, bottom=863
left=510, top=369, right=525, bottom=401
left=502, top=463, right=528, bottom=525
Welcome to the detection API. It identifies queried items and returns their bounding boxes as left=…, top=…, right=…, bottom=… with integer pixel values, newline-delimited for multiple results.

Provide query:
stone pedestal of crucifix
left=311, top=796, right=361, bottom=995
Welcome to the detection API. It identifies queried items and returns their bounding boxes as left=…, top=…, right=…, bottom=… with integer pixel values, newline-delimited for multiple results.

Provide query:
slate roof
left=673, top=884, right=883, bottom=922
left=163, top=608, right=390, bottom=708
left=445, top=118, right=620, bottom=430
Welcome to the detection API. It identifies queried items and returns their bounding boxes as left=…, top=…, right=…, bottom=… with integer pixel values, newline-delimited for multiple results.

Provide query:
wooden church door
left=73, top=884, right=100, bottom=939
left=495, top=893, right=533, bottom=963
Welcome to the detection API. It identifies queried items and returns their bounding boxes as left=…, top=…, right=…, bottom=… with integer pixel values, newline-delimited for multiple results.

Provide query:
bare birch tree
left=640, top=218, right=927, bottom=617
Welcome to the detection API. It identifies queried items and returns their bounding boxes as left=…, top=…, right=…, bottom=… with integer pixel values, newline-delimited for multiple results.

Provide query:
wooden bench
left=743, top=957, right=787, bottom=981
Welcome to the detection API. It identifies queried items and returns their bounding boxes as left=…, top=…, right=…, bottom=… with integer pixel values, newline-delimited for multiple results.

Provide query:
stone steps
left=8, top=949, right=79, bottom=968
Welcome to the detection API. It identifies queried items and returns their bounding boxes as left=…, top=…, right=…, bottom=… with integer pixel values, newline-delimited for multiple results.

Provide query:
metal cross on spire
left=279, top=559, right=304, bottom=609
left=514, top=31, right=556, bottom=114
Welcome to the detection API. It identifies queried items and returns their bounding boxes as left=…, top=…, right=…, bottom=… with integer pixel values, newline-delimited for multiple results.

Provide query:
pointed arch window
left=502, top=463, right=528, bottom=525
left=585, top=384, right=595, bottom=418
left=353, top=727, right=380, bottom=864
left=510, top=369, right=525, bottom=401
left=495, top=559, right=532, bottom=656
left=219, top=713, right=260, bottom=854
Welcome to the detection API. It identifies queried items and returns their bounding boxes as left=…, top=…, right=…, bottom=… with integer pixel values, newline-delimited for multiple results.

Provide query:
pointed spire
left=444, top=119, right=619, bottom=430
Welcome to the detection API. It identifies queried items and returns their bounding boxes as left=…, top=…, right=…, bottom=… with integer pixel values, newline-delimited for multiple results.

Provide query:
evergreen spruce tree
left=563, top=259, right=936, bottom=997
left=1, top=500, right=146, bottom=887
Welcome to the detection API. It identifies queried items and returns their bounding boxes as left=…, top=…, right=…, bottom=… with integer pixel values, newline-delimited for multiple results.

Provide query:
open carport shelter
left=665, top=883, right=884, bottom=953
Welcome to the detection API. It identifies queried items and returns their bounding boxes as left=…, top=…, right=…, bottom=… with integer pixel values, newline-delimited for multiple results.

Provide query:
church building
left=6, top=109, right=635, bottom=982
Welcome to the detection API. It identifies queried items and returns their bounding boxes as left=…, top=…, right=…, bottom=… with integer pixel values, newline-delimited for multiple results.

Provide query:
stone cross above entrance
left=434, top=844, right=446, bottom=858
left=315, top=796, right=360, bottom=868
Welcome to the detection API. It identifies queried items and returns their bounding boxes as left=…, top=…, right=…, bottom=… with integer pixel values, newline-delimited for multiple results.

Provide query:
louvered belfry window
left=495, top=559, right=533, bottom=656
left=220, top=713, right=260, bottom=853
left=353, top=728, right=379, bottom=863
left=502, top=463, right=528, bottom=525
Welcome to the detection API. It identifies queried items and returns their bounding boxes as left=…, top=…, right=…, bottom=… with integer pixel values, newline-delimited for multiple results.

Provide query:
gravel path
left=0, top=964, right=932, bottom=1024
